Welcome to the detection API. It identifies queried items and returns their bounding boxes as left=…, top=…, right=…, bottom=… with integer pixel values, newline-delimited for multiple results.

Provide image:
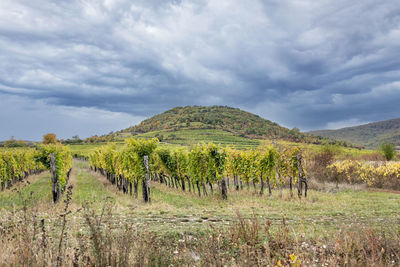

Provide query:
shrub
left=380, top=142, right=397, bottom=161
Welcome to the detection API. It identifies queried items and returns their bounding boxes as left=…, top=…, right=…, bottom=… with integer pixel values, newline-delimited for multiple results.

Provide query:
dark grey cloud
left=1, top=0, right=400, bottom=140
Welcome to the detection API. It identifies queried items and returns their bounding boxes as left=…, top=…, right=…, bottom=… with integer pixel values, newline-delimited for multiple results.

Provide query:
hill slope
left=310, top=118, right=400, bottom=148
left=114, top=106, right=344, bottom=146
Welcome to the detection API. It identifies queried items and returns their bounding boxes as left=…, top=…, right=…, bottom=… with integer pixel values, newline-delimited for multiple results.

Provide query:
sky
left=1, top=0, right=400, bottom=141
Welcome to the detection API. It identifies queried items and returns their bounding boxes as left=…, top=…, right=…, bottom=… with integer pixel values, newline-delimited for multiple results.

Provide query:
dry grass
left=0, top=198, right=399, bottom=266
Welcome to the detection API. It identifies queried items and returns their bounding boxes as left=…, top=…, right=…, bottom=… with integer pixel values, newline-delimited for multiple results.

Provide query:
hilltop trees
left=116, top=106, right=349, bottom=146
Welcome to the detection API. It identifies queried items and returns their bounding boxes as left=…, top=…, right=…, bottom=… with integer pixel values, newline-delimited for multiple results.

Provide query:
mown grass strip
left=73, top=160, right=115, bottom=205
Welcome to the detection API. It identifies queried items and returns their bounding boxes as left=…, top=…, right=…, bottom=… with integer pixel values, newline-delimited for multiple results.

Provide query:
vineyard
left=0, top=144, right=72, bottom=202
left=0, top=148, right=45, bottom=190
left=88, top=138, right=312, bottom=202
left=0, top=139, right=399, bottom=266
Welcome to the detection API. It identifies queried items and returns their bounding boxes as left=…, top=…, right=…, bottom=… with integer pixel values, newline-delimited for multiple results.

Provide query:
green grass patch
left=73, top=161, right=115, bottom=205
left=68, top=143, right=125, bottom=157
left=0, top=172, right=52, bottom=209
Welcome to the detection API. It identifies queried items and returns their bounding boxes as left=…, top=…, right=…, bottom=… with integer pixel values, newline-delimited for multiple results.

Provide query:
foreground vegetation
left=0, top=160, right=399, bottom=266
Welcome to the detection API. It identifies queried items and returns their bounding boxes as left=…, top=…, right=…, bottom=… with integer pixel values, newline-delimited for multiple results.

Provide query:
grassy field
left=68, top=142, right=125, bottom=156
left=1, top=159, right=399, bottom=265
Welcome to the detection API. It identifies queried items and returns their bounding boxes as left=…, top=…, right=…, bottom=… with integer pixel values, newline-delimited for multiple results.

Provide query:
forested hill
left=310, top=118, right=400, bottom=148
left=116, top=106, right=345, bottom=145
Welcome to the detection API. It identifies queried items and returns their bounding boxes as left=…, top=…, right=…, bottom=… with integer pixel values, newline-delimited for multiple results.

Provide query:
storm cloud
left=1, top=0, right=400, bottom=140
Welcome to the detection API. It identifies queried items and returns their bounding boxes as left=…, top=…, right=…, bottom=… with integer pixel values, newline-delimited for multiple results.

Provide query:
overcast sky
left=1, top=0, right=400, bottom=141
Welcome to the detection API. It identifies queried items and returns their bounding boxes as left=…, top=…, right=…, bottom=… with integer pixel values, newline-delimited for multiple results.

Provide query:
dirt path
left=367, top=188, right=400, bottom=194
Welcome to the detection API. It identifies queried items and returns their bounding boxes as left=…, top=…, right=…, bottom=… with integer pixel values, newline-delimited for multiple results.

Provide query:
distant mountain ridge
left=115, top=105, right=346, bottom=145
left=310, top=118, right=400, bottom=148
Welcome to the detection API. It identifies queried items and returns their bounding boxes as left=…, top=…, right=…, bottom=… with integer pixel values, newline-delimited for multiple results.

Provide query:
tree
left=43, top=133, right=57, bottom=144
left=380, top=142, right=397, bottom=161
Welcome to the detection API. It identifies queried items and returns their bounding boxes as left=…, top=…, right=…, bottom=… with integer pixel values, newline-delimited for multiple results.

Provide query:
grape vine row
left=89, top=138, right=308, bottom=200
left=0, top=144, right=72, bottom=202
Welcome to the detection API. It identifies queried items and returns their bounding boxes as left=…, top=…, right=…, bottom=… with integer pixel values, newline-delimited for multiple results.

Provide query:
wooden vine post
left=143, top=155, right=151, bottom=203
left=297, top=154, right=308, bottom=198
left=216, top=149, right=228, bottom=200
left=50, top=153, right=59, bottom=203
left=221, top=179, right=228, bottom=200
